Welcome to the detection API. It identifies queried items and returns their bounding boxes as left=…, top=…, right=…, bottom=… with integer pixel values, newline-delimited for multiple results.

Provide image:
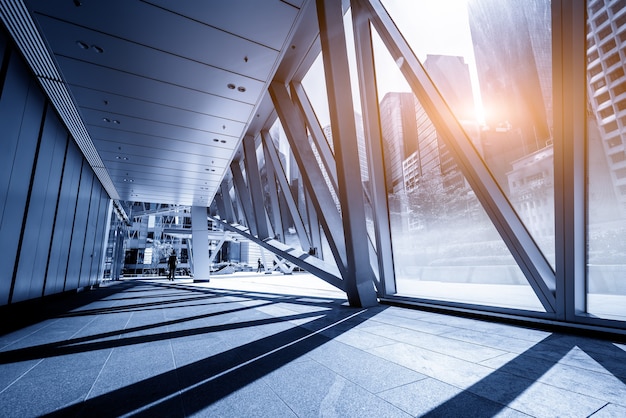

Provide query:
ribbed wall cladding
left=0, top=0, right=120, bottom=200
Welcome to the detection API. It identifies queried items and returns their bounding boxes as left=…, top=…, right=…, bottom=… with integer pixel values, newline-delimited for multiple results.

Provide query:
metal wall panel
left=0, top=52, right=45, bottom=305
left=79, top=179, right=101, bottom=288
left=45, top=143, right=83, bottom=296
left=90, top=191, right=111, bottom=286
left=64, top=167, right=94, bottom=290
left=0, top=29, right=111, bottom=305
left=13, top=107, right=66, bottom=303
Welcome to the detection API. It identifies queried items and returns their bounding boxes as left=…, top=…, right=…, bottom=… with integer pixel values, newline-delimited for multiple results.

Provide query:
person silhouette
left=168, top=250, right=177, bottom=281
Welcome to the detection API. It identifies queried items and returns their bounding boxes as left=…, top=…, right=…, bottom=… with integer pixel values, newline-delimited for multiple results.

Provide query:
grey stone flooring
left=1, top=273, right=625, bottom=417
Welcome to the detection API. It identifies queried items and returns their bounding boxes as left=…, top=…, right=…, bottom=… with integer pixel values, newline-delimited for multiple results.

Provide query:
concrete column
left=191, top=206, right=210, bottom=282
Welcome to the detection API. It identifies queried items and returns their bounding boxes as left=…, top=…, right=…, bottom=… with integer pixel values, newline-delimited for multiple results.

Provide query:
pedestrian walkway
left=0, top=272, right=625, bottom=417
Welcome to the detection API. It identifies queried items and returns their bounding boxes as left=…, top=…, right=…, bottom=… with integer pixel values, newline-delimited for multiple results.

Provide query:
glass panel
left=586, top=1, right=626, bottom=320
left=372, top=5, right=545, bottom=311
left=381, top=0, right=555, bottom=269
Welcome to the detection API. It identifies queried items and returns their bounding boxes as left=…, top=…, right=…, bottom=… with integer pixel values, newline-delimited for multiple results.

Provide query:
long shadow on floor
left=422, top=332, right=626, bottom=417
left=37, top=287, right=376, bottom=417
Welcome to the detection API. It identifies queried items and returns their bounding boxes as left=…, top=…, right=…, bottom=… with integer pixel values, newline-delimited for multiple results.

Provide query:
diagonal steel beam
left=210, top=215, right=345, bottom=291
left=262, top=145, right=285, bottom=243
left=350, top=0, right=396, bottom=294
left=242, top=135, right=270, bottom=240
left=230, top=161, right=257, bottom=236
left=316, top=0, right=378, bottom=307
left=261, top=130, right=311, bottom=251
left=291, top=81, right=339, bottom=193
left=269, top=81, right=348, bottom=278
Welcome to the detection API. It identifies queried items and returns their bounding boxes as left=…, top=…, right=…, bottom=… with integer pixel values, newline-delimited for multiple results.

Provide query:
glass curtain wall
left=372, top=0, right=553, bottom=311
left=586, top=0, right=626, bottom=320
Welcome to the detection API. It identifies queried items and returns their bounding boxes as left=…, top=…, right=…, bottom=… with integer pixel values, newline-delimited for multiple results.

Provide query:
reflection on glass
left=376, top=0, right=553, bottom=310
left=586, top=1, right=626, bottom=320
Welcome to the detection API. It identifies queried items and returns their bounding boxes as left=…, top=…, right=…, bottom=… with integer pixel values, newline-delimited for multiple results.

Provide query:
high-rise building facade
left=380, top=92, right=419, bottom=193
left=587, top=0, right=626, bottom=214
left=468, top=0, right=552, bottom=157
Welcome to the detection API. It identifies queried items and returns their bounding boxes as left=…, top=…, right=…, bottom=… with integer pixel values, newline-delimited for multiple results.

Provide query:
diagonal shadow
left=38, top=306, right=381, bottom=417
left=0, top=301, right=330, bottom=364
left=422, top=332, right=626, bottom=417
left=58, top=294, right=237, bottom=317
left=0, top=281, right=144, bottom=336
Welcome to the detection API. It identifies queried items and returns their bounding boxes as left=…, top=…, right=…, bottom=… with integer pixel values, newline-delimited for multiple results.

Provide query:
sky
left=302, top=0, right=481, bottom=127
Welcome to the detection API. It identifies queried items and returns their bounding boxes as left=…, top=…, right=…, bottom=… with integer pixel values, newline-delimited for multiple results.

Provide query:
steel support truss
left=209, top=0, right=624, bottom=331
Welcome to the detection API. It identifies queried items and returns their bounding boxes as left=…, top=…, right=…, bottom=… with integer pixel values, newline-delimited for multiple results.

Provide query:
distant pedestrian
left=168, top=251, right=177, bottom=281
left=257, top=258, right=262, bottom=273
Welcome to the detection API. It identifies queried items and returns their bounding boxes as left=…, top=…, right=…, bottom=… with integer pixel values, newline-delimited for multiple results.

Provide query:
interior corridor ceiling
left=10, top=0, right=319, bottom=207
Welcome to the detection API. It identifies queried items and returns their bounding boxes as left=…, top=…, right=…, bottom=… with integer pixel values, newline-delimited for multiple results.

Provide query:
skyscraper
left=379, top=92, right=419, bottom=193
left=587, top=0, right=626, bottom=215
left=468, top=0, right=552, bottom=158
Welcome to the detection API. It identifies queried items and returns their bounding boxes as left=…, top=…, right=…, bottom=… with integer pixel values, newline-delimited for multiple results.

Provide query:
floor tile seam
left=361, top=340, right=502, bottom=383
left=430, top=330, right=529, bottom=358
left=373, top=374, right=431, bottom=398
left=166, top=333, right=188, bottom=418
left=487, top=348, right=626, bottom=380
left=0, top=318, right=61, bottom=351
left=257, top=373, right=300, bottom=417
left=358, top=325, right=511, bottom=364
left=306, top=343, right=429, bottom=395
left=365, top=320, right=537, bottom=359
left=0, top=358, right=44, bottom=395
left=459, top=361, right=622, bottom=408
left=364, top=317, right=470, bottom=338
left=83, top=312, right=135, bottom=402
left=303, top=356, right=419, bottom=417
left=65, top=312, right=100, bottom=342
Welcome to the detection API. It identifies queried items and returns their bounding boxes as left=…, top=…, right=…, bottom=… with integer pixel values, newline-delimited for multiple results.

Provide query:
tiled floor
left=1, top=272, right=625, bottom=417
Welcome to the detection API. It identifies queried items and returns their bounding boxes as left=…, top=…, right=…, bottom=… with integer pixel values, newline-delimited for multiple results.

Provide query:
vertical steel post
left=316, top=0, right=377, bottom=307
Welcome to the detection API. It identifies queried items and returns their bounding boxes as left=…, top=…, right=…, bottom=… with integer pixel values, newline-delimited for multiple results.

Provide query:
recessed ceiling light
left=213, top=138, right=219, bottom=142
left=220, top=139, right=226, bottom=144
left=76, top=40, right=89, bottom=49
left=227, top=83, right=236, bottom=89
left=91, top=45, right=104, bottom=53
left=237, top=86, right=246, bottom=93
left=103, top=117, right=111, bottom=123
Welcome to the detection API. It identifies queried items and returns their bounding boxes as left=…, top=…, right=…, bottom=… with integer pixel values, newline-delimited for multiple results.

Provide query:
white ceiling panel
left=79, top=108, right=238, bottom=150
left=17, top=0, right=310, bottom=208
left=72, top=86, right=247, bottom=137
left=146, top=0, right=302, bottom=50
left=37, top=16, right=265, bottom=102
left=92, top=137, right=234, bottom=163
left=29, top=0, right=280, bottom=80
left=56, top=57, right=254, bottom=122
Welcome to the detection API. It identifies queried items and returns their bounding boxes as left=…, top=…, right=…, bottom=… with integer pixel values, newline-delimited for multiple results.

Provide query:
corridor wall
left=0, top=28, right=111, bottom=306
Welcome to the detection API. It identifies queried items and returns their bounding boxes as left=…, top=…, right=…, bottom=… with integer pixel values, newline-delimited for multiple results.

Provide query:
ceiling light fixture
left=76, top=40, right=89, bottom=49
left=91, top=45, right=104, bottom=53
left=237, top=86, right=246, bottom=93
left=227, top=83, right=236, bottom=89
